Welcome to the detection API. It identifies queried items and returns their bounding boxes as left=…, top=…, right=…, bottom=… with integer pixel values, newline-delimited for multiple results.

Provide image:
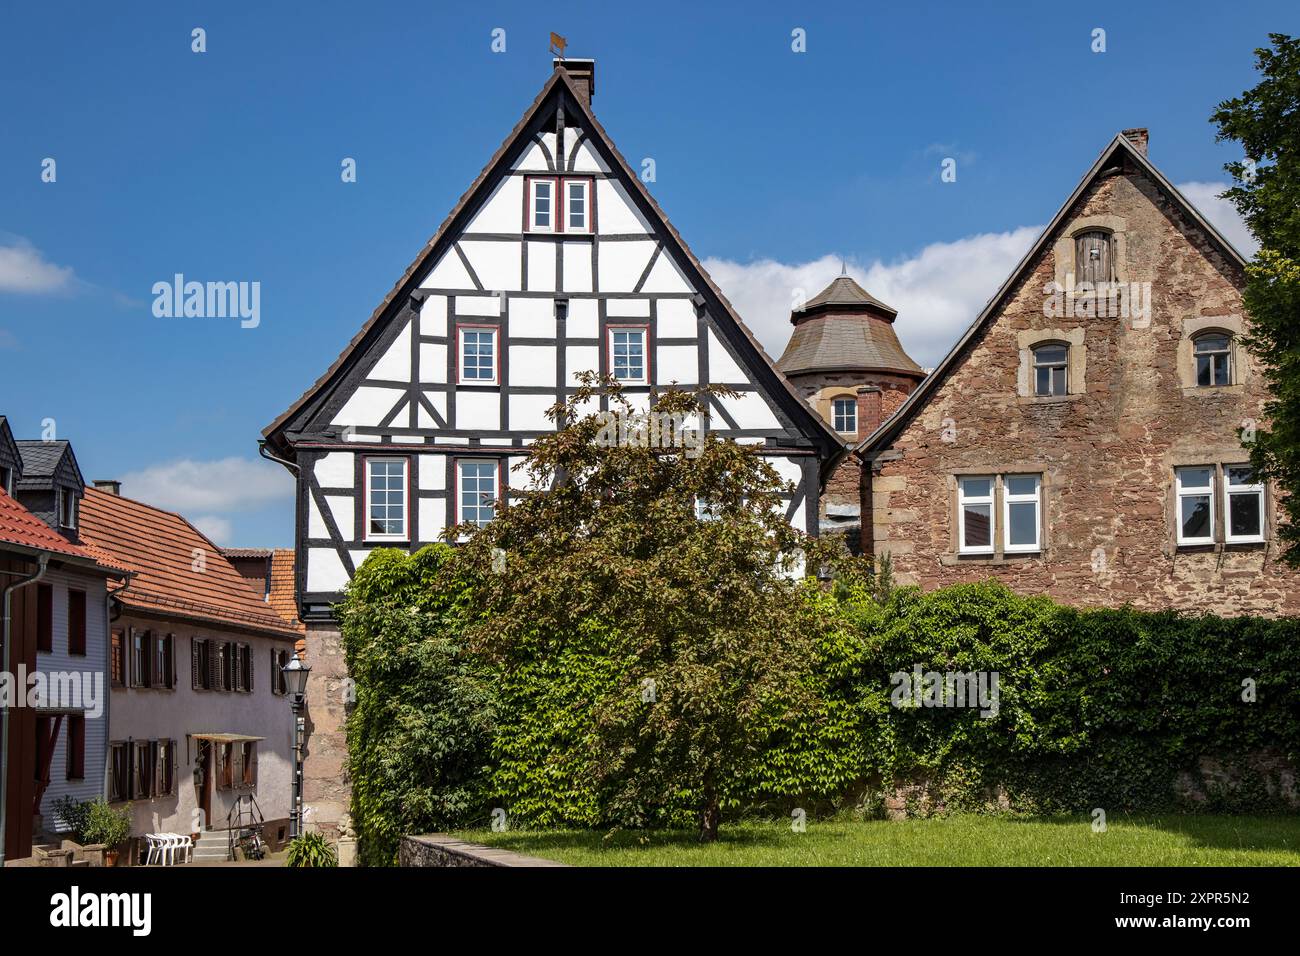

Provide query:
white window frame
left=957, top=476, right=995, bottom=555
left=528, top=177, right=556, bottom=233
left=1224, top=464, right=1266, bottom=544
left=564, top=178, right=591, bottom=233
left=1001, top=474, right=1042, bottom=553
left=831, top=397, right=857, bottom=434
left=1175, top=466, right=1215, bottom=546
left=458, top=325, right=499, bottom=385
left=364, top=457, right=409, bottom=542
left=457, top=459, right=499, bottom=528
left=59, top=489, right=78, bottom=529
left=1031, top=343, right=1069, bottom=397
left=608, top=327, right=648, bottom=384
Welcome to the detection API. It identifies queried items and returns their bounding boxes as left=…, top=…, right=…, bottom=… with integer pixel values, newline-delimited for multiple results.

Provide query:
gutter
left=258, top=439, right=299, bottom=476
left=0, top=553, right=50, bottom=865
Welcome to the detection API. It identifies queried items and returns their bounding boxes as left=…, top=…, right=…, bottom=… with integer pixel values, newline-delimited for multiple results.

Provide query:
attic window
left=1075, top=231, right=1114, bottom=285
left=526, top=176, right=593, bottom=234
left=1032, top=343, right=1068, bottom=396
left=0, top=465, right=10, bottom=495
left=1193, top=331, right=1233, bottom=387
left=832, top=398, right=857, bottom=434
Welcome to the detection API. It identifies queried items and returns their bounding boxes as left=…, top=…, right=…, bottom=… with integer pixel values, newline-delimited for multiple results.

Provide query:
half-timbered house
left=260, top=58, right=845, bottom=839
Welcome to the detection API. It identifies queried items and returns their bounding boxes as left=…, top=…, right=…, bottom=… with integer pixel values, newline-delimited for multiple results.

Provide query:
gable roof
left=78, top=487, right=301, bottom=640
left=0, top=417, right=19, bottom=477
left=262, top=67, right=846, bottom=472
left=15, top=440, right=84, bottom=491
left=856, top=132, right=1251, bottom=457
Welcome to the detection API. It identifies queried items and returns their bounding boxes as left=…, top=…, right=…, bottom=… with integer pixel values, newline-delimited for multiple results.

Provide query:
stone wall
left=867, top=161, right=1299, bottom=615
left=301, top=620, right=351, bottom=840
left=399, top=834, right=566, bottom=867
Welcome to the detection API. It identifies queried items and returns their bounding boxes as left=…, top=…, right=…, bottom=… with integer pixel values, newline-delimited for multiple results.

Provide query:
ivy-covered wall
left=339, top=548, right=1300, bottom=864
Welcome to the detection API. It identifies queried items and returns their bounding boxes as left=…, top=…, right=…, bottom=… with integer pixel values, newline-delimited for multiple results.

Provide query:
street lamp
left=281, top=654, right=311, bottom=839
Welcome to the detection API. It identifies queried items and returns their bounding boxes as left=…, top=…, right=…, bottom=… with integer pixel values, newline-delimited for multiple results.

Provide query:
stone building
left=777, top=273, right=924, bottom=550
left=855, top=129, right=1297, bottom=615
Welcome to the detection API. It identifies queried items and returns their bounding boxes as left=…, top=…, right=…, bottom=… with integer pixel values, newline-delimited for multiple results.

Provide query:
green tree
left=456, top=375, right=841, bottom=841
left=1211, top=34, right=1300, bottom=562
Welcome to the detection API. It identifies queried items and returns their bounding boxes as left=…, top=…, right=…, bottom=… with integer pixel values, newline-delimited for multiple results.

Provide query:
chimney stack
left=1122, top=128, right=1149, bottom=157
left=554, top=58, right=595, bottom=106
left=93, top=479, right=121, bottom=496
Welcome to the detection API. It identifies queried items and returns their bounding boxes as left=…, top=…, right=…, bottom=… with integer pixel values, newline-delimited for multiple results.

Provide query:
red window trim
left=362, top=455, right=411, bottom=542
left=524, top=175, right=594, bottom=234
left=455, top=323, right=501, bottom=386
left=606, top=324, right=651, bottom=385
left=454, top=457, right=505, bottom=529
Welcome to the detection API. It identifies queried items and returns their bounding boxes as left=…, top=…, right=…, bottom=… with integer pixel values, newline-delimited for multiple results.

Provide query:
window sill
left=1181, top=384, right=1245, bottom=397
left=943, top=551, right=1043, bottom=566
left=1018, top=393, right=1082, bottom=405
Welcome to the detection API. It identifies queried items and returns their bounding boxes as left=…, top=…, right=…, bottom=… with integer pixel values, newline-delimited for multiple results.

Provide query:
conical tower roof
left=777, top=275, right=923, bottom=379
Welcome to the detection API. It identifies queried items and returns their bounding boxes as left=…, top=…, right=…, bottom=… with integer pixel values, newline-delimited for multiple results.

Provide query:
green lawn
left=456, top=815, right=1300, bottom=866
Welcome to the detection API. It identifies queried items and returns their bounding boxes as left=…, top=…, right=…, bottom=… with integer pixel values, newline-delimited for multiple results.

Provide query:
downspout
left=0, top=553, right=50, bottom=865
left=102, top=573, right=133, bottom=807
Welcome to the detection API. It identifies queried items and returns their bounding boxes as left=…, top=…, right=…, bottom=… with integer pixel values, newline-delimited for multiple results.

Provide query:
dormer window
left=526, top=176, right=593, bottom=234
left=1075, top=230, right=1114, bottom=284
left=0, top=465, right=11, bottom=495
left=1193, top=332, right=1232, bottom=387
left=59, top=489, right=78, bottom=530
left=1032, top=343, right=1068, bottom=396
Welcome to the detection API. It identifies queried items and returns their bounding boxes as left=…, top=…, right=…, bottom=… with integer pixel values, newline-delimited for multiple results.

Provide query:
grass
left=456, top=815, right=1300, bottom=866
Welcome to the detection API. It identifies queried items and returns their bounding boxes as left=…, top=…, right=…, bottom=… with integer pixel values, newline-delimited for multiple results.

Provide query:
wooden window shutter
left=232, top=643, right=244, bottom=692
left=209, top=641, right=221, bottom=691
left=164, top=634, right=175, bottom=689
left=66, top=716, right=85, bottom=780
left=191, top=638, right=203, bottom=689
left=1075, top=231, right=1113, bottom=284
left=36, top=583, right=52, bottom=653
left=68, top=590, right=86, bottom=655
left=245, top=644, right=254, bottom=693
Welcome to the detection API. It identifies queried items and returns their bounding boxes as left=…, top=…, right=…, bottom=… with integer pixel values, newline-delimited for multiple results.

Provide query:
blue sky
left=0, top=1, right=1293, bottom=546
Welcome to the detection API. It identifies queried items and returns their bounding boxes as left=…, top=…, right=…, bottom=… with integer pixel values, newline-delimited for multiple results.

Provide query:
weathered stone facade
left=300, top=620, right=351, bottom=839
left=860, top=133, right=1298, bottom=615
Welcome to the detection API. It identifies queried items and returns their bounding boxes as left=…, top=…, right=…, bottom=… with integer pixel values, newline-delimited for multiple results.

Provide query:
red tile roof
left=78, top=487, right=301, bottom=640
left=268, top=548, right=305, bottom=634
left=0, top=489, right=112, bottom=569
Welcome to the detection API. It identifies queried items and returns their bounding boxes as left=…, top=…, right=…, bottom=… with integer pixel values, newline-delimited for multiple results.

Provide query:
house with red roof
left=1, top=419, right=123, bottom=863
left=77, top=483, right=303, bottom=862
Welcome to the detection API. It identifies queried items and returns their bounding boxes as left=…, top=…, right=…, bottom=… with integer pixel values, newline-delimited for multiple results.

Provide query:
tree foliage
left=455, top=377, right=842, bottom=840
left=1211, top=33, right=1300, bottom=561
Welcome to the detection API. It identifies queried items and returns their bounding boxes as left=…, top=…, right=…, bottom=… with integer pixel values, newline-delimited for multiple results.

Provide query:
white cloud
left=190, top=515, right=234, bottom=545
left=0, top=237, right=75, bottom=294
left=705, top=226, right=1040, bottom=369
left=1174, top=182, right=1259, bottom=258
left=118, top=456, right=292, bottom=515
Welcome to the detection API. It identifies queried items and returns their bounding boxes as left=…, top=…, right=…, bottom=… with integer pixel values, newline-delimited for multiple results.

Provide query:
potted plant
left=82, top=800, right=132, bottom=866
left=285, top=831, right=338, bottom=868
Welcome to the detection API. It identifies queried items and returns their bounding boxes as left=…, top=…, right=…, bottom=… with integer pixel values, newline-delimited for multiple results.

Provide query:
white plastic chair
left=173, top=833, right=193, bottom=864
left=143, top=834, right=162, bottom=866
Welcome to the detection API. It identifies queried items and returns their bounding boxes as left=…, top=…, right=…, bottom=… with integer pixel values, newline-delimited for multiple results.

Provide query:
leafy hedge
left=339, top=552, right=1300, bottom=862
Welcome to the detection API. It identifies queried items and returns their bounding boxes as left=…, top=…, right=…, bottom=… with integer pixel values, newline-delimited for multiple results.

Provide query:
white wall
left=35, top=566, right=109, bottom=829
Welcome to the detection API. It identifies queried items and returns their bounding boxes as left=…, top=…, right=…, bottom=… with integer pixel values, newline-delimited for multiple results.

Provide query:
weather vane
left=550, top=32, right=567, bottom=58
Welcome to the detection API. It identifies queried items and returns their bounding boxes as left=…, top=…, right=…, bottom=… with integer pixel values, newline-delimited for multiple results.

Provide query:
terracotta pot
left=106, top=850, right=120, bottom=867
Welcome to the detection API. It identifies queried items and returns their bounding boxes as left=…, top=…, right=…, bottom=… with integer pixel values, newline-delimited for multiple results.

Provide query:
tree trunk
left=698, top=792, right=720, bottom=843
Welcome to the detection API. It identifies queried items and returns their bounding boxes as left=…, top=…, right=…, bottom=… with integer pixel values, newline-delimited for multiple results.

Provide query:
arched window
left=1032, top=343, right=1068, bottom=396
left=1075, top=230, right=1114, bottom=284
left=831, top=397, right=857, bottom=434
left=1193, top=331, right=1232, bottom=387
